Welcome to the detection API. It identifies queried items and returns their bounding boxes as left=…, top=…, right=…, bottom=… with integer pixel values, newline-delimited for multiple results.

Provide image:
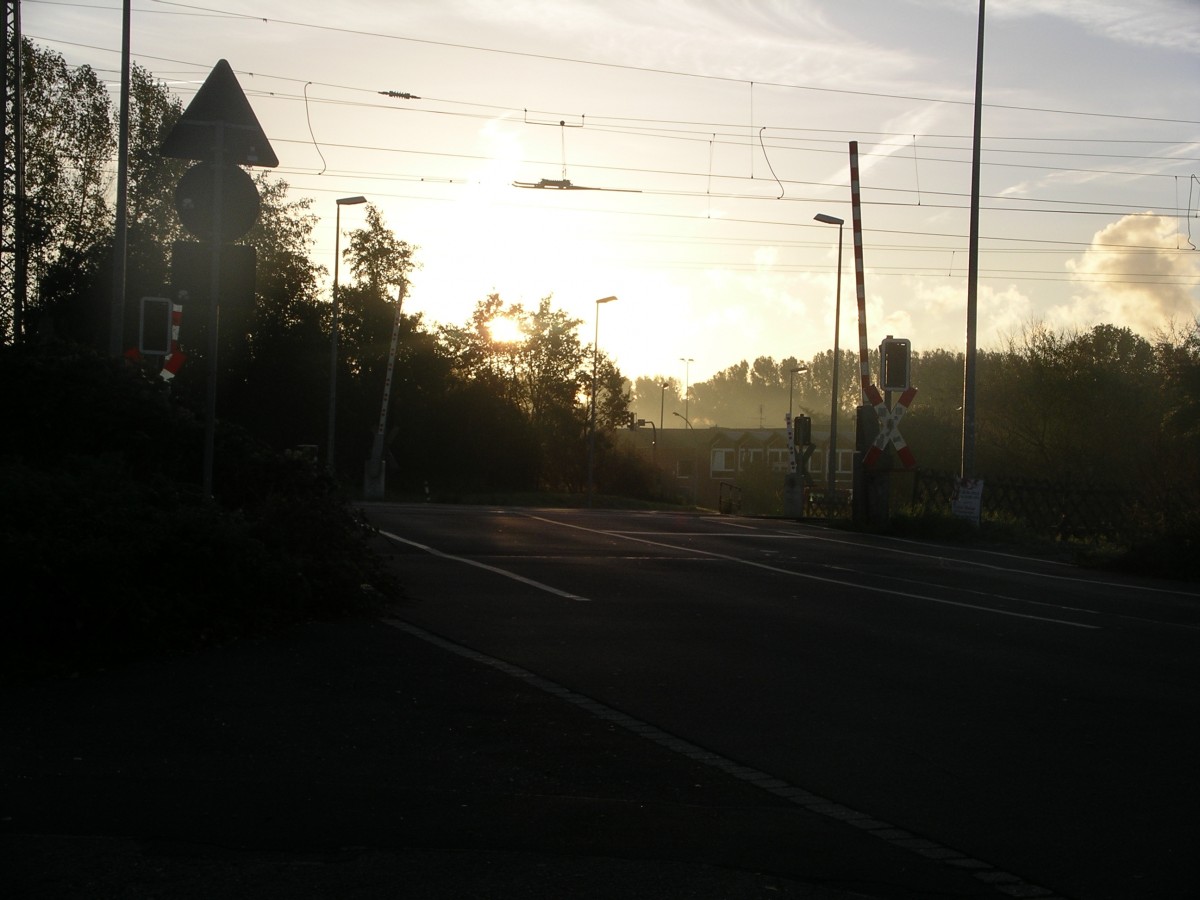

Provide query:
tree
left=631, top=375, right=680, bottom=428
left=211, top=175, right=327, bottom=452
left=980, top=323, right=1159, bottom=482
left=323, top=205, right=423, bottom=476
left=901, top=348, right=967, bottom=474
left=126, top=64, right=188, bottom=249
left=437, top=294, right=639, bottom=493
left=1140, top=320, right=1200, bottom=543
left=6, top=40, right=115, bottom=343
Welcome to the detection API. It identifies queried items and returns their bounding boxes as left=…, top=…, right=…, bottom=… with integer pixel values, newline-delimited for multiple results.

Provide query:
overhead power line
left=28, top=0, right=1200, bottom=128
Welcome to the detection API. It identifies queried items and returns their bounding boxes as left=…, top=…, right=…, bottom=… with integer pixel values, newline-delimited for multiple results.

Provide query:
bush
left=0, top=342, right=393, bottom=680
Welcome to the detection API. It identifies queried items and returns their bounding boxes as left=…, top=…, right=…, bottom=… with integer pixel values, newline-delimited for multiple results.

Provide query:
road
left=368, top=503, right=1200, bottom=900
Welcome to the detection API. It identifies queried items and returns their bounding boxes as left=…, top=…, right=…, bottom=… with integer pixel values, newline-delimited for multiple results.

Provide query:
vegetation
left=0, top=342, right=392, bottom=681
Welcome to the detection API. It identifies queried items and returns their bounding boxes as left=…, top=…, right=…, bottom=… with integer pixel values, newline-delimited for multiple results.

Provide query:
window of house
left=738, top=448, right=762, bottom=471
left=710, top=448, right=735, bottom=474
left=676, top=458, right=694, bottom=478
left=767, top=448, right=790, bottom=472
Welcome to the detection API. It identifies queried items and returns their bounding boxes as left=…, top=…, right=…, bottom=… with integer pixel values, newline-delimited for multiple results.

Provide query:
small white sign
left=951, top=477, right=984, bottom=526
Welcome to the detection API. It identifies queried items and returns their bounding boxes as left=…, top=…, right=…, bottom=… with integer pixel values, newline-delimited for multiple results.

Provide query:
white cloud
left=1063, top=214, right=1200, bottom=333
left=991, top=0, right=1200, bottom=53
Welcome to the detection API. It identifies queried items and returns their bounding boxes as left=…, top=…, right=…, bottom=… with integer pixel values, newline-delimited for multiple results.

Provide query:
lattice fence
left=912, top=469, right=1134, bottom=543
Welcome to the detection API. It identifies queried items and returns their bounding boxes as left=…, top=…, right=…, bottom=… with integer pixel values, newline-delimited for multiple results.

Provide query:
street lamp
left=788, top=365, right=809, bottom=422
left=814, top=213, right=844, bottom=518
left=680, top=357, right=694, bottom=426
left=587, top=295, right=617, bottom=507
left=673, top=411, right=697, bottom=506
left=326, top=195, right=367, bottom=475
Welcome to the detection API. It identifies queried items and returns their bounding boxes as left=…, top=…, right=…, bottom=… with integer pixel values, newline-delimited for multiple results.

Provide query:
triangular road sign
left=161, top=59, right=278, bottom=167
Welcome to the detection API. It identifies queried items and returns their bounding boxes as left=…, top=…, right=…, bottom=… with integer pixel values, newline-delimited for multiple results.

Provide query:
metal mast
left=2, top=0, right=25, bottom=345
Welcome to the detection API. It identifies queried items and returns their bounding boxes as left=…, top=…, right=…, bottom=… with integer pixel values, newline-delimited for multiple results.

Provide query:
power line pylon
left=2, top=0, right=26, bottom=345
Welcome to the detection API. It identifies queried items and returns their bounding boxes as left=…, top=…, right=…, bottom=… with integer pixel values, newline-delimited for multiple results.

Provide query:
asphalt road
left=369, top=504, right=1200, bottom=900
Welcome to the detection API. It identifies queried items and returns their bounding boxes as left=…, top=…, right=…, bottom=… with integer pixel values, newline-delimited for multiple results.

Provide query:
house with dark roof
left=614, top=423, right=856, bottom=515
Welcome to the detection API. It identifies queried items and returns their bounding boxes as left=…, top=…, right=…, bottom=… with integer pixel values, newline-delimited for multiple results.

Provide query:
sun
left=488, top=315, right=524, bottom=345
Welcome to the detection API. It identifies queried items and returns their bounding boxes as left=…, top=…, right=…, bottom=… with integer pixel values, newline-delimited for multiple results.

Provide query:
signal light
left=880, top=337, right=911, bottom=393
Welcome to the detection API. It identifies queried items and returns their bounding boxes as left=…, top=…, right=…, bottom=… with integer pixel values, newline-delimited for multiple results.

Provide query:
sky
left=22, top=0, right=1200, bottom=385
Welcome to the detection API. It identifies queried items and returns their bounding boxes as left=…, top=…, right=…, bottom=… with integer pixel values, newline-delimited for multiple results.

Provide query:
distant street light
left=814, top=213, right=844, bottom=518
left=789, top=365, right=810, bottom=479
left=587, top=295, right=618, bottom=507
left=788, top=365, right=809, bottom=422
left=680, top=357, right=694, bottom=426
left=327, top=195, right=367, bottom=475
left=673, top=411, right=697, bottom=506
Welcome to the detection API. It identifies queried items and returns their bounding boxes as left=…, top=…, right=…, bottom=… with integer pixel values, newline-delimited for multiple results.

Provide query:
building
left=615, top=424, right=856, bottom=514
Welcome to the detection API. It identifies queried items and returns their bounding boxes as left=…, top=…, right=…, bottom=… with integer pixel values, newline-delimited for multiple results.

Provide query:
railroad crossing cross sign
left=863, top=383, right=918, bottom=469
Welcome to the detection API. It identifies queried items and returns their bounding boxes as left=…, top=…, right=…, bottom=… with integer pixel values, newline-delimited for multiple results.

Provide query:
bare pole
left=814, top=213, right=844, bottom=519
left=326, top=202, right=344, bottom=475
left=962, top=0, right=985, bottom=478
left=828, top=222, right=843, bottom=516
left=201, top=124, right=224, bottom=497
left=848, top=141, right=870, bottom=403
left=108, top=0, right=131, bottom=356
left=587, top=295, right=616, bottom=507
left=326, top=195, right=366, bottom=477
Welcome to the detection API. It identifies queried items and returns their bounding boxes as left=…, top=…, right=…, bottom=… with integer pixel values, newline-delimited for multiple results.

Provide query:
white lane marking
left=776, top=527, right=1200, bottom=599
left=383, top=617, right=1068, bottom=900
left=379, top=530, right=591, bottom=602
left=620, top=531, right=803, bottom=538
left=523, top=515, right=1099, bottom=630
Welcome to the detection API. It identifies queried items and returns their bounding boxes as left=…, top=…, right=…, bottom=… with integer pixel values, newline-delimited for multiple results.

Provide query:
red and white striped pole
left=160, top=302, right=186, bottom=380
left=849, top=141, right=871, bottom=403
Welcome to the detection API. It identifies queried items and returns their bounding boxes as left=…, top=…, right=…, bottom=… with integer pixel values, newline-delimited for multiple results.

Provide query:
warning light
left=139, top=296, right=173, bottom=355
left=795, top=415, right=811, bottom=446
left=880, top=337, right=911, bottom=393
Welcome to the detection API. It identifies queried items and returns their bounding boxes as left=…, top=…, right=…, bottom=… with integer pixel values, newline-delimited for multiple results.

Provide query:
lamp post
left=814, top=213, right=844, bottom=518
left=680, top=357, right=694, bottom=426
left=660, top=382, right=667, bottom=431
left=788, top=365, right=809, bottom=423
left=587, top=295, right=618, bottom=507
left=327, top=195, right=367, bottom=475
left=673, top=411, right=697, bottom=505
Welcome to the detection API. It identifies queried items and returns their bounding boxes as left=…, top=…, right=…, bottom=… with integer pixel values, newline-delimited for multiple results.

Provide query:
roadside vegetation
left=0, top=343, right=395, bottom=682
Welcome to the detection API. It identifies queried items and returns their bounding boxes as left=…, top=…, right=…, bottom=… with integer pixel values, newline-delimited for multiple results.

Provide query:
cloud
left=1063, top=214, right=1200, bottom=333
left=988, top=0, right=1200, bottom=54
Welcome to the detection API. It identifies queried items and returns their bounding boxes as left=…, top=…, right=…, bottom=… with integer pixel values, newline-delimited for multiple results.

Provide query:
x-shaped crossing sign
left=863, top=384, right=918, bottom=469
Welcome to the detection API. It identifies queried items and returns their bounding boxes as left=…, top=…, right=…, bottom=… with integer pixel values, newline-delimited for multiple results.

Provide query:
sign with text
left=951, top=477, right=985, bottom=526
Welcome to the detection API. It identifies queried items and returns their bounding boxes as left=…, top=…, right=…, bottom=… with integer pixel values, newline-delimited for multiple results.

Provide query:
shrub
left=0, top=341, right=392, bottom=680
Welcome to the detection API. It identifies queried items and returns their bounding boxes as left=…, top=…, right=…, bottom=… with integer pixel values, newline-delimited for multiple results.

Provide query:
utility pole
left=2, top=0, right=26, bottom=345
left=109, top=0, right=131, bottom=356
left=962, top=0, right=985, bottom=478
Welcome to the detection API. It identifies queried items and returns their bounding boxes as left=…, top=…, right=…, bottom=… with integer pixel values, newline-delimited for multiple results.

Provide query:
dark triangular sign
left=161, top=59, right=279, bottom=167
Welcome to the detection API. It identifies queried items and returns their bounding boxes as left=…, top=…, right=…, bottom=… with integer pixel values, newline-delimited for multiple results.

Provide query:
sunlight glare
left=488, top=315, right=524, bottom=344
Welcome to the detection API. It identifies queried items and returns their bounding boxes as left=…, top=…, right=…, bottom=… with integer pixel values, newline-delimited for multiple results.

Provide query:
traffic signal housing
left=880, top=336, right=911, bottom=393
left=794, top=415, right=811, bottom=446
